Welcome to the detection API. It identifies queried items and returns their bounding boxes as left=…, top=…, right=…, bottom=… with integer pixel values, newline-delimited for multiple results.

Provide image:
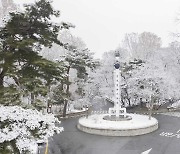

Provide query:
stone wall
left=77, top=123, right=158, bottom=136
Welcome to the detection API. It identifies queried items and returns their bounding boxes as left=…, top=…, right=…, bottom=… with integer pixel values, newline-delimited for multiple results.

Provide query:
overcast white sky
left=14, top=0, right=180, bottom=58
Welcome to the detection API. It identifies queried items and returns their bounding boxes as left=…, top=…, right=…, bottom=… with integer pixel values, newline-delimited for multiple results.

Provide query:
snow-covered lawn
left=79, top=113, right=158, bottom=130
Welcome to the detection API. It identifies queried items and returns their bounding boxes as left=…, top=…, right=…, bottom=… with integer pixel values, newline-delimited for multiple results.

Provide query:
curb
left=132, top=108, right=180, bottom=115
left=77, top=114, right=158, bottom=136
left=56, top=110, right=88, bottom=120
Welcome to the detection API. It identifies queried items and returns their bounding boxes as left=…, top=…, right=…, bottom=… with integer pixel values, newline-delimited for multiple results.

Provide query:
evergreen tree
left=42, top=30, right=100, bottom=117
left=0, top=0, right=69, bottom=108
left=62, top=42, right=99, bottom=116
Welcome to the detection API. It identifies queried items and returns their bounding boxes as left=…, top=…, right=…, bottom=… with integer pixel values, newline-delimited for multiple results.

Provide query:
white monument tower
left=109, top=51, right=126, bottom=118
left=78, top=51, right=158, bottom=136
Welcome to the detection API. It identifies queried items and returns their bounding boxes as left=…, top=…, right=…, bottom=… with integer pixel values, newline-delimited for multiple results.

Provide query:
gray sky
left=14, top=0, right=180, bottom=58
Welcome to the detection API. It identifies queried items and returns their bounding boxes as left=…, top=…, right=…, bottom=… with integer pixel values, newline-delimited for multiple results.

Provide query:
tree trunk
left=62, top=66, right=71, bottom=117
left=66, top=66, right=70, bottom=95
left=0, top=76, right=3, bottom=88
left=0, top=69, right=6, bottom=88
left=149, top=96, right=154, bottom=120
left=0, top=70, right=5, bottom=103
left=127, top=98, right=131, bottom=106
left=148, top=107, right=151, bottom=120
left=0, top=54, right=11, bottom=88
left=124, top=88, right=131, bottom=106
left=63, top=99, right=68, bottom=117
left=30, top=93, right=35, bottom=104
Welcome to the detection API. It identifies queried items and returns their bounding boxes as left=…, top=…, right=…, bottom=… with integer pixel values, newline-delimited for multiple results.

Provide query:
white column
left=114, top=69, right=121, bottom=117
left=109, top=52, right=127, bottom=118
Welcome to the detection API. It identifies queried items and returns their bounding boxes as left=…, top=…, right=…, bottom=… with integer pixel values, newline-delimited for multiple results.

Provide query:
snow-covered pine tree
left=0, top=0, right=69, bottom=108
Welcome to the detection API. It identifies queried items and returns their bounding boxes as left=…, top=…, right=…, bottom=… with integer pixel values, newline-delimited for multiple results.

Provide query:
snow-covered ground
left=66, top=108, right=87, bottom=114
left=161, top=112, right=180, bottom=117
left=79, top=113, right=158, bottom=130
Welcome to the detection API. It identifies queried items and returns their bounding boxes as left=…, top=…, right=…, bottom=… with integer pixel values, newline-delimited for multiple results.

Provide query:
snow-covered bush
left=168, top=100, right=180, bottom=109
left=0, top=105, right=63, bottom=154
left=72, top=98, right=90, bottom=110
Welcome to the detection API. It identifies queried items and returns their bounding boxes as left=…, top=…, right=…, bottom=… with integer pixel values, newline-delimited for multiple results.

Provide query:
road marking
left=141, top=148, right=152, bottom=154
left=45, top=140, right=48, bottom=154
left=177, top=129, right=180, bottom=133
left=160, top=131, right=180, bottom=139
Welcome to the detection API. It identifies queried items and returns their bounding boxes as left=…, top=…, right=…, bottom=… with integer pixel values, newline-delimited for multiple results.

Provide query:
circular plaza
left=77, top=113, right=158, bottom=136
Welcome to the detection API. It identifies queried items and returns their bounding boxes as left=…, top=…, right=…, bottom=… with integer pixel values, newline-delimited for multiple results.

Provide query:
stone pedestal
left=108, top=107, right=126, bottom=117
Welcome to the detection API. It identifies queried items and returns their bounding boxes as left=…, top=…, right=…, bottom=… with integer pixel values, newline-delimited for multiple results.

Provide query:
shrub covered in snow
left=0, top=105, right=63, bottom=154
left=168, top=100, right=180, bottom=109
left=73, top=98, right=90, bottom=110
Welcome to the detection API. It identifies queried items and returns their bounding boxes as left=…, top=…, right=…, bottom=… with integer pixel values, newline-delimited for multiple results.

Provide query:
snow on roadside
left=160, top=112, right=180, bottom=117
left=66, top=108, right=87, bottom=114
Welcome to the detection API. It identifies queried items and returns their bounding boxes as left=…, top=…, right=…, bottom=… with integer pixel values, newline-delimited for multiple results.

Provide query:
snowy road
left=39, top=100, right=180, bottom=154
left=39, top=114, right=180, bottom=154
